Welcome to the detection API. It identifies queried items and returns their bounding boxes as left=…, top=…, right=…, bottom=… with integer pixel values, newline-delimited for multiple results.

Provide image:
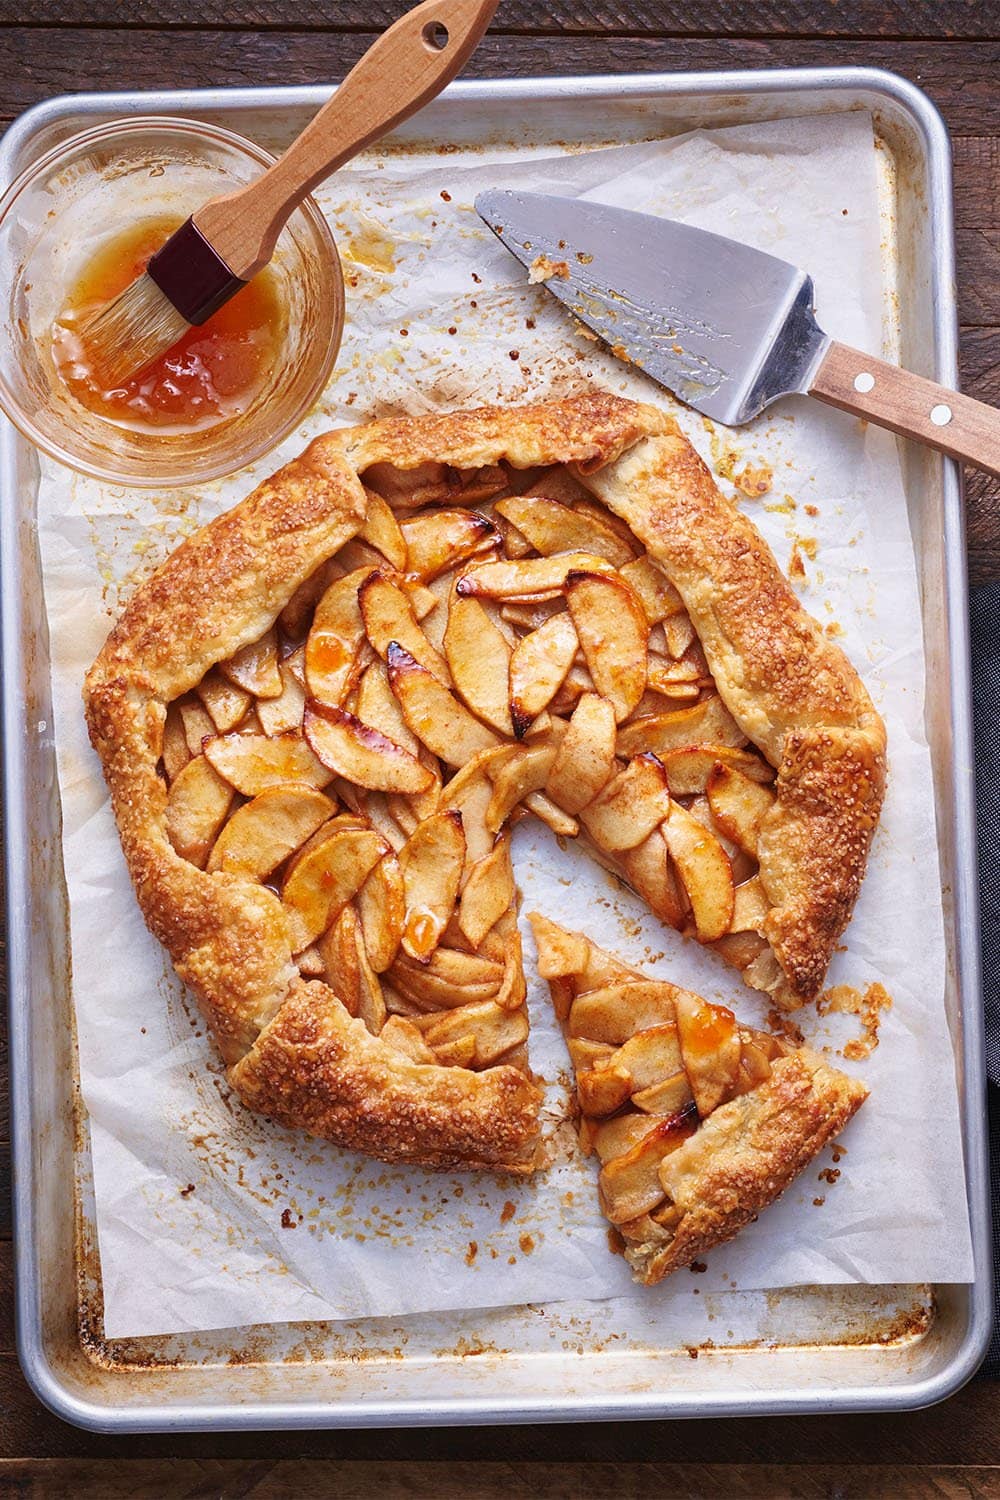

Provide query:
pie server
left=475, top=188, right=1000, bottom=479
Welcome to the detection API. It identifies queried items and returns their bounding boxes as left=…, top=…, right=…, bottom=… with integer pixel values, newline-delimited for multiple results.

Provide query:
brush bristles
left=80, top=273, right=193, bottom=386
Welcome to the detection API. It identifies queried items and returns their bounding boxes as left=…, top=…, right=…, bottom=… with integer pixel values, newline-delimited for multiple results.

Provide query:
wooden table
left=2, top=4, right=999, bottom=1495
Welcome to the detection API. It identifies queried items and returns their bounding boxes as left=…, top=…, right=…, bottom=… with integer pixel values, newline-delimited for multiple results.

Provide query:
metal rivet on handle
left=854, top=372, right=876, bottom=393
left=930, top=403, right=953, bottom=426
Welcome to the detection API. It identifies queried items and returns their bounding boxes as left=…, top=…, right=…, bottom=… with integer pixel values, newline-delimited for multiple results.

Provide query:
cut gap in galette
left=85, top=392, right=885, bottom=1174
left=529, top=914, right=868, bottom=1283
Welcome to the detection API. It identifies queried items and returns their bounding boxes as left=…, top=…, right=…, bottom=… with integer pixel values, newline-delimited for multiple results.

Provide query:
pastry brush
left=82, top=0, right=497, bottom=385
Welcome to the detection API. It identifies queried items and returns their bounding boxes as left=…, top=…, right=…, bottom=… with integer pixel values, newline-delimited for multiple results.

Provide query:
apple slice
left=196, top=669, right=252, bottom=733
left=523, top=791, right=579, bottom=837
left=386, top=642, right=499, bottom=766
left=356, top=850, right=406, bottom=972
left=592, top=1111, right=662, bottom=1164
left=706, top=763, right=777, bottom=857
left=256, top=655, right=307, bottom=737
left=545, top=692, right=617, bottom=814
left=166, top=755, right=234, bottom=868
left=391, top=948, right=504, bottom=1010
left=663, top=799, right=735, bottom=941
left=459, top=835, right=515, bottom=948
left=658, top=743, right=775, bottom=797
left=499, top=598, right=564, bottom=633
left=304, top=566, right=373, bottom=708
left=398, top=809, right=466, bottom=961
left=281, top=826, right=385, bottom=951
left=508, top=612, right=579, bottom=737
left=663, top=614, right=697, bottom=660
left=524, top=464, right=592, bottom=506
left=644, top=667, right=701, bottom=703
left=444, top=593, right=515, bottom=737
left=730, top=875, right=771, bottom=933
left=355, top=659, right=420, bottom=755
left=576, top=1063, right=633, bottom=1117
left=599, top=1110, right=698, bottom=1224
left=318, top=905, right=387, bottom=1035
left=631, top=1071, right=695, bottom=1116
left=279, top=557, right=343, bottom=641
left=204, top=730, right=333, bottom=795
left=399, top=508, right=499, bottom=581
left=617, top=694, right=748, bottom=757
left=568, top=980, right=680, bottom=1043
left=456, top=552, right=615, bottom=602
left=303, top=700, right=434, bottom=794
left=619, top=555, right=684, bottom=624
left=580, top=753, right=671, bottom=852
left=219, top=626, right=283, bottom=699
left=494, top=494, right=634, bottom=567
left=568, top=1037, right=615, bottom=1072
left=566, top=571, right=648, bottom=722
left=422, top=999, right=528, bottom=1070
left=429, top=1033, right=478, bottom=1068
left=381, top=1015, right=438, bottom=1063
left=609, top=1023, right=684, bottom=1093
left=359, top=571, right=452, bottom=685
left=673, top=990, right=742, bottom=1116
left=284, top=812, right=360, bottom=878
left=161, top=701, right=191, bottom=783
left=359, top=488, right=407, bottom=571
left=178, top=696, right=215, bottom=758
left=207, top=784, right=334, bottom=878
left=528, top=914, right=590, bottom=983
left=619, top=825, right=685, bottom=929
left=486, top=742, right=558, bottom=832
left=401, top=578, right=440, bottom=623
left=362, top=457, right=449, bottom=506
left=438, top=744, right=512, bottom=864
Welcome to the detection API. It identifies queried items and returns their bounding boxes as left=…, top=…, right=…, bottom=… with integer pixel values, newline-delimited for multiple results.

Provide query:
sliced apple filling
left=530, top=915, right=867, bottom=1283
left=158, top=453, right=791, bottom=1085
left=87, top=394, right=887, bottom=1188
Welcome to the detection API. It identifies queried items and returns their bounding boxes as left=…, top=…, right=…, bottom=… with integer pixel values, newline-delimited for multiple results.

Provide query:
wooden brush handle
left=194, top=0, right=497, bottom=279
left=810, top=340, right=1000, bottom=478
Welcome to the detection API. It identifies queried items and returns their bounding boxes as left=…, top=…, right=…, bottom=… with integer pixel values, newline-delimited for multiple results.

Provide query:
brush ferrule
left=146, top=217, right=246, bottom=325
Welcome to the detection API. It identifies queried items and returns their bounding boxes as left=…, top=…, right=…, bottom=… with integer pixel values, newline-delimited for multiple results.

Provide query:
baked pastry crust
left=529, top=914, right=868, bottom=1283
left=582, top=433, right=886, bottom=1003
left=85, top=391, right=884, bottom=1173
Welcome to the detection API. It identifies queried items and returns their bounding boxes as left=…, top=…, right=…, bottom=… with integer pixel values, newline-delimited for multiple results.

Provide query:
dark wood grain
left=2, top=31, right=1000, bottom=135
left=2, top=1458, right=1000, bottom=1498
left=1, top=2, right=999, bottom=1482
left=1, top=2, right=997, bottom=38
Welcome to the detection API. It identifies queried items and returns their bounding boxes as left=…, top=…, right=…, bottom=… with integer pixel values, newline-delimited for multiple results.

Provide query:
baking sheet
left=38, top=108, right=974, bottom=1340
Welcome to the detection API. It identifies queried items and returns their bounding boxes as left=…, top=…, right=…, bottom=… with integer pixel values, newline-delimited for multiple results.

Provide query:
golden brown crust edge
left=82, top=393, right=671, bottom=1172
left=582, top=431, right=887, bottom=1007
left=229, top=979, right=541, bottom=1174
left=630, top=1051, right=868, bottom=1284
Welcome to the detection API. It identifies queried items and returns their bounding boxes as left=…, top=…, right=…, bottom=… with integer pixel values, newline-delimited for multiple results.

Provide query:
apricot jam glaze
left=51, top=216, right=283, bottom=430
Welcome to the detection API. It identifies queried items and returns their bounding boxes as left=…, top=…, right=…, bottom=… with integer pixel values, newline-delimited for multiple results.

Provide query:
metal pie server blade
left=474, top=187, right=829, bottom=426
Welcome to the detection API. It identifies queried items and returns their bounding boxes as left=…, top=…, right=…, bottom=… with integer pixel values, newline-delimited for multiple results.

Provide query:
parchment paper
left=39, top=109, right=974, bottom=1339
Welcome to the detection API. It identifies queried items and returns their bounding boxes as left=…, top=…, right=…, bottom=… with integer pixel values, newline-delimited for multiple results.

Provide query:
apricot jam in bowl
left=0, top=117, right=343, bottom=486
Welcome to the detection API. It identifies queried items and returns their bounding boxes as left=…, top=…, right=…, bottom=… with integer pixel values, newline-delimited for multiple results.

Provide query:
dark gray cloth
left=970, top=581, right=1000, bottom=1374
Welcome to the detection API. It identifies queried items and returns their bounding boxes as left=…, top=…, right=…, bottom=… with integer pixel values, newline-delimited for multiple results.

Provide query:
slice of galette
left=529, top=914, right=868, bottom=1283
left=84, top=390, right=883, bottom=1174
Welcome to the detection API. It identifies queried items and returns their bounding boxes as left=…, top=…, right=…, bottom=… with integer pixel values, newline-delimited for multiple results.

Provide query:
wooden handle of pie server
left=193, top=0, right=497, bottom=279
left=809, top=340, right=1000, bottom=479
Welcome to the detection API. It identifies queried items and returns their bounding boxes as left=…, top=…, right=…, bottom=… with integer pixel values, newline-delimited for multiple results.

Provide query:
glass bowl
left=0, top=116, right=344, bottom=486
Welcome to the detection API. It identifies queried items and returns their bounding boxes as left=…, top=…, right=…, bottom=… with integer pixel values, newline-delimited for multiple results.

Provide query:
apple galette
left=84, top=391, right=884, bottom=1180
left=531, top=914, right=867, bottom=1280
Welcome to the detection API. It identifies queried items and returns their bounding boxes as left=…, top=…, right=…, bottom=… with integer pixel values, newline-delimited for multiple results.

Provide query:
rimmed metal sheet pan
left=2, top=66, right=990, bottom=1431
